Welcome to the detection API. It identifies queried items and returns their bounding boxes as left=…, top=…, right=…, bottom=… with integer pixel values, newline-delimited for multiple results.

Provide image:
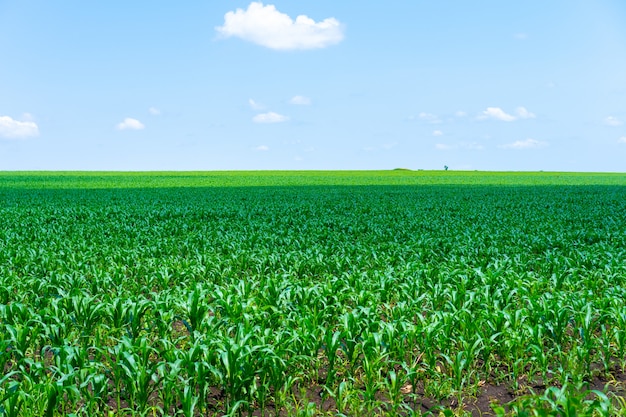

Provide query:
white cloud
left=499, top=138, right=547, bottom=149
left=478, top=107, right=517, bottom=122
left=252, top=112, right=289, bottom=123
left=248, top=99, right=265, bottom=110
left=514, top=33, right=529, bottom=40
left=417, top=112, right=442, bottom=124
left=478, top=107, right=535, bottom=121
left=0, top=115, right=39, bottom=139
left=618, top=137, right=626, bottom=144
left=435, top=143, right=454, bottom=151
left=515, top=106, right=536, bottom=119
left=116, top=118, right=145, bottom=130
left=432, top=130, right=443, bottom=137
left=289, top=95, right=311, bottom=105
left=254, top=145, right=270, bottom=151
left=149, top=107, right=161, bottom=116
left=604, top=116, right=623, bottom=127
left=216, top=2, right=345, bottom=50
left=455, top=111, right=467, bottom=117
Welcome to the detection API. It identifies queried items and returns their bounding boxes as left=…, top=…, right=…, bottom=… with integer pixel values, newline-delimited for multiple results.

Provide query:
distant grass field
left=1, top=171, right=626, bottom=416
left=1, top=170, right=625, bottom=189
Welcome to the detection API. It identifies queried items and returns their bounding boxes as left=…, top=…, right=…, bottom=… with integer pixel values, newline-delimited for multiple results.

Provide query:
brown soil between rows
left=161, top=370, right=626, bottom=416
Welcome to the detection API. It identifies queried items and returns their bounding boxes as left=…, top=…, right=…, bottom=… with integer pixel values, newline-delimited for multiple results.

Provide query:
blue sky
left=1, top=1, right=625, bottom=171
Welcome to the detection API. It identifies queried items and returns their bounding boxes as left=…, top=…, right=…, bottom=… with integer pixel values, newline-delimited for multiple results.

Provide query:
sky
left=1, top=0, right=625, bottom=171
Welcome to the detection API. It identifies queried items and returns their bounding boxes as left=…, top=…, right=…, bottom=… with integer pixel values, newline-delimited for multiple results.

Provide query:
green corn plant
left=42, top=316, right=71, bottom=348
left=0, top=336, right=13, bottom=376
left=66, top=294, right=106, bottom=341
left=339, top=310, right=364, bottom=373
left=441, top=351, right=472, bottom=406
left=573, top=302, right=598, bottom=376
left=108, top=296, right=127, bottom=334
left=294, top=401, right=317, bottom=417
left=177, top=339, right=221, bottom=413
left=274, top=374, right=300, bottom=414
left=180, top=384, right=199, bottom=417
left=598, top=324, right=612, bottom=375
left=78, top=368, right=110, bottom=415
left=255, top=340, right=288, bottom=413
left=183, top=286, right=212, bottom=335
left=284, top=317, right=323, bottom=376
left=111, top=336, right=162, bottom=412
left=0, top=372, right=27, bottom=417
left=545, top=305, right=573, bottom=347
left=477, top=331, right=501, bottom=376
left=155, top=358, right=183, bottom=414
left=151, top=293, right=180, bottom=341
left=1, top=303, right=36, bottom=327
left=322, top=329, right=342, bottom=388
left=214, top=326, right=262, bottom=413
left=528, top=344, right=551, bottom=386
left=382, top=369, right=410, bottom=416
left=5, top=321, right=45, bottom=381
left=514, top=384, right=613, bottom=417
left=612, top=326, right=626, bottom=372
left=401, top=351, right=427, bottom=413
left=321, top=379, right=354, bottom=417
left=42, top=371, right=80, bottom=417
left=124, top=299, right=154, bottom=340
left=1, top=386, right=28, bottom=417
left=417, top=320, right=442, bottom=372
left=107, top=298, right=154, bottom=339
left=360, top=345, right=386, bottom=409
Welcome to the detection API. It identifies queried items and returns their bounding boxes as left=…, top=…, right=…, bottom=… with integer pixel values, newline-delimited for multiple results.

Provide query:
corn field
left=1, top=171, right=626, bottom=416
